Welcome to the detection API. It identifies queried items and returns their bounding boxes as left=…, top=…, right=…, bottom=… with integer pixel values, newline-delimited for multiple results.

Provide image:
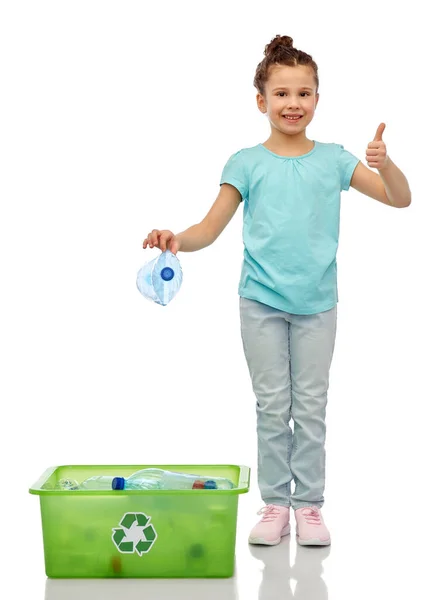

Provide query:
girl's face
left=257, top=64, right=319, bottom=136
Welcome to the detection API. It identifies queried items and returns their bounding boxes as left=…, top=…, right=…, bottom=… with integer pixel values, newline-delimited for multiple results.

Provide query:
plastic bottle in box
left=112, top=468, right=235, bottom=491
left=54, top=476, right=115, bottom=490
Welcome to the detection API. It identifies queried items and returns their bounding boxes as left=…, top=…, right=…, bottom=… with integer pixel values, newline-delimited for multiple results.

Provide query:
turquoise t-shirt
left=220, top=140, right=360, bottom=315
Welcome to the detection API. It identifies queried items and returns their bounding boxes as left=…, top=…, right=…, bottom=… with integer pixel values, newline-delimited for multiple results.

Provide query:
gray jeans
left=240, top=296, right=337, bottom=510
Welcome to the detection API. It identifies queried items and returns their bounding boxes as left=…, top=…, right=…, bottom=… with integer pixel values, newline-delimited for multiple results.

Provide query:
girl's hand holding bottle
left=138, top=229, right=184, bottom=305
left=143, top=229, right=181, bottom=255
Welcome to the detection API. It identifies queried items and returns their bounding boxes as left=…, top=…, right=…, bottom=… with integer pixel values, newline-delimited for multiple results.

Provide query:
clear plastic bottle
left=78, top=476, right=116, bottom=490
left=54, top=476, right=116, bottom=491
left=136, top=250, right=183, bottom=306
left=112, top=468, right=235, bottom=491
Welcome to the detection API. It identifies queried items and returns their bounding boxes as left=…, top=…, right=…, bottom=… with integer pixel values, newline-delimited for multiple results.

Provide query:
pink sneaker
left=295, top=506, right=331, bottom=546
left=248, top=505, right=290, bottom=545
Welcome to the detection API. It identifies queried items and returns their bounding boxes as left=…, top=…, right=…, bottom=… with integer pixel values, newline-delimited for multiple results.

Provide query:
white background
left=1, top=1, right=445, bottom=598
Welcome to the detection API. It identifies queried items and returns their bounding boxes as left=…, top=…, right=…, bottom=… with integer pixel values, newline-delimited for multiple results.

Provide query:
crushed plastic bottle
left=54, top=478, right=80, bottom=490
left=112, top=468, right=235, bottom=491
left=136, top=250, right=183, bottom=306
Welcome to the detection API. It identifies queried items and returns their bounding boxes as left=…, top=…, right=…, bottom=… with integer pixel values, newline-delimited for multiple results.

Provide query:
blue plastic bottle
left=112, top=468, right=235, bottom=491
left=136, top=250, right=183, bottom=306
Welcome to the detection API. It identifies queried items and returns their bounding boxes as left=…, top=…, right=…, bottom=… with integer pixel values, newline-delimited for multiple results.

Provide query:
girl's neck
left=263, top=130, right=314, bottom=157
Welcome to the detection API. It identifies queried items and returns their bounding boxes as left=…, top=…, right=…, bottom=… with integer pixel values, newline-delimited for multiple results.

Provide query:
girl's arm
left=176, top=183, right=242, bottom=251
left=350, top=159, right=411, bottom=208
left=144, top=183, right=242, bottom=253
left=378, top=158, right=411, bottom=208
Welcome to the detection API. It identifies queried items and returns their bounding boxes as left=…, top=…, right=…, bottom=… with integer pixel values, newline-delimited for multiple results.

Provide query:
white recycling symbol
left=112, top=512, right=157, bottom=556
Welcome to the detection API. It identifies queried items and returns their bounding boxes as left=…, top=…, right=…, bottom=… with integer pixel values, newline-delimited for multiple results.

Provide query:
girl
left=143, top=35, right=411, bottom=547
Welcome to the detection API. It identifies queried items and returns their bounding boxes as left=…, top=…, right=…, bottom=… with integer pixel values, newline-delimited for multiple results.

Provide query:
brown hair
left=254, top=35, right=319, bottom=96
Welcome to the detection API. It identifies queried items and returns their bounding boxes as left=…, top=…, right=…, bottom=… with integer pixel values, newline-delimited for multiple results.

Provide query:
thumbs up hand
left=366, top=123, right=390, bottom=170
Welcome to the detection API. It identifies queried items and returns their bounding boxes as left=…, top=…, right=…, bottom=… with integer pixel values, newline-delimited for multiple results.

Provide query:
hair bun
left=264, top=35, right=294, bottom=56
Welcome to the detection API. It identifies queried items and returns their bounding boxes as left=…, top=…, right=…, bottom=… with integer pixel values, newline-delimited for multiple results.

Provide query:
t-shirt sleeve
left=337, top=144, right=361, bottom=191
left=220, top=150, right=248, bottom=201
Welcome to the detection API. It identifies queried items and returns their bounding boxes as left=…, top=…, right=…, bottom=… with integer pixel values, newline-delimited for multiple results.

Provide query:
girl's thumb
left=170, top=238, right=179, bottom=255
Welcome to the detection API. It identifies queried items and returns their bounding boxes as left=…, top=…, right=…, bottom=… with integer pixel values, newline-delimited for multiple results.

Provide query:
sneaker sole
left=297, top=535, right=331, bottom=546
left=248, top=524, right=291, bottom=546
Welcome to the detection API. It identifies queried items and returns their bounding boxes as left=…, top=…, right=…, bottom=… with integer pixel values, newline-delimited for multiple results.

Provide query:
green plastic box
left=30, top=464, right=250, bottom=578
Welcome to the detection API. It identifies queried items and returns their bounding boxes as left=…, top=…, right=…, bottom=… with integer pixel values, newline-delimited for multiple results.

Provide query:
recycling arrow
left=111, top=512, right=158, bottom=556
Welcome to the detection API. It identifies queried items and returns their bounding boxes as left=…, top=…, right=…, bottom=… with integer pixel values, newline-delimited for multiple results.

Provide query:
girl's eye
left=276, top=92, right=309, bottom=97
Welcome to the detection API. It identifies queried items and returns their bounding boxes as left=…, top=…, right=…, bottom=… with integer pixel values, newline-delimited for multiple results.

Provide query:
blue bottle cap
left=160, top=267, right=174, bottom=281
left=204, top=480, right=217, bottom=489
left=112, top=477, right=125, bottom=490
